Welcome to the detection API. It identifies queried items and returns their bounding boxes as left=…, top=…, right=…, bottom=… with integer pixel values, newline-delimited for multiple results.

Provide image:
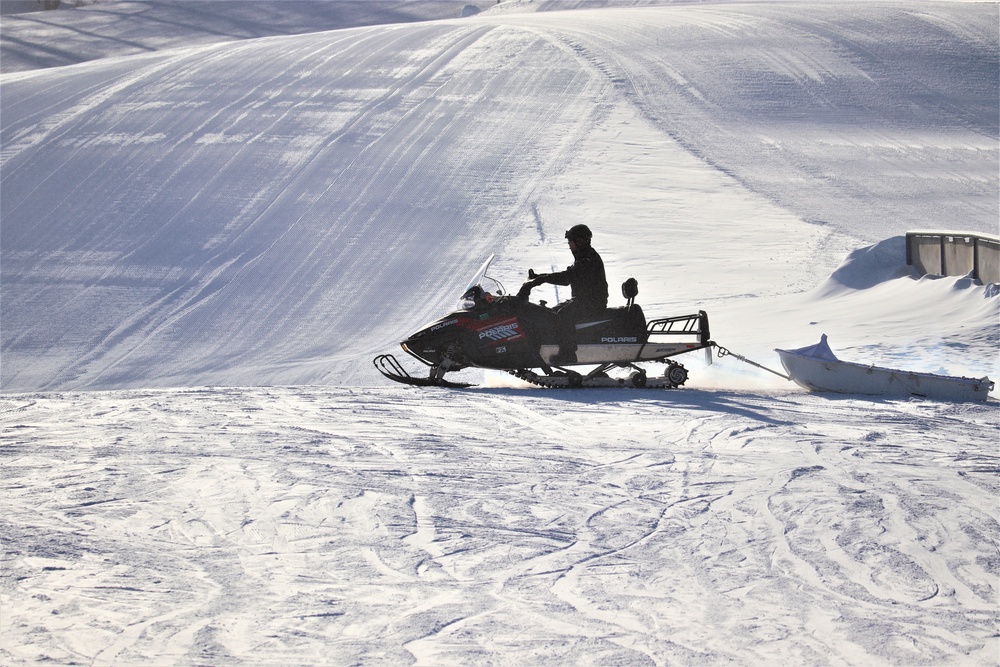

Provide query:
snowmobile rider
left=517, top=224, right=609, bottom=365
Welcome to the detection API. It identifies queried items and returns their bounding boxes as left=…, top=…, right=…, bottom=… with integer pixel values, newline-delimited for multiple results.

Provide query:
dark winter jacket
left=539, top=245, right=608, bottom=314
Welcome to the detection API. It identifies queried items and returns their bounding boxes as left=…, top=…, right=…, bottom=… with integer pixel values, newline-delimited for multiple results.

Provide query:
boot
left=551, top=346, right=577, bottom=365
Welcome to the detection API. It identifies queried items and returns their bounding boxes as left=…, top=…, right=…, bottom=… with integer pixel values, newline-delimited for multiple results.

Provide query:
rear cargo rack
left=632, top=310, right=713, bottom=363
left=645, top=310, right=711, bottom=346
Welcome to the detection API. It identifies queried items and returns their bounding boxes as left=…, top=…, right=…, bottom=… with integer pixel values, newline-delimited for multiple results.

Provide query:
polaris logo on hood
left=429, top=318, right=458, bottom=332
left=478, top=318, right=524, bottom=342
left=602, top=336, right=638, bottom=343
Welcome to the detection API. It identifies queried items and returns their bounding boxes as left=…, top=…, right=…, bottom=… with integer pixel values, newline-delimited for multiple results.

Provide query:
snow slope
left=1, top=0, right=996, bottom=391
left=1, top=2, right=998, bottom=665
left=0, top=1, right=495, bottom=73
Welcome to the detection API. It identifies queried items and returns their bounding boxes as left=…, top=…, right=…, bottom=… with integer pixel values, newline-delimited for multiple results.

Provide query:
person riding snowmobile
left=518, top=224, right=609, bottom=364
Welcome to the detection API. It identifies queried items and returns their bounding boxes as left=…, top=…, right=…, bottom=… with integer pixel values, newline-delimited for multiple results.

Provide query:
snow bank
left=702, top=236, right=998, bottom=389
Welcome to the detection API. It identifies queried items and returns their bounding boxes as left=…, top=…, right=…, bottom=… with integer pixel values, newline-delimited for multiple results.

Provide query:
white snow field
left=2, top=386, right=998, bottom=665
left=1, top=1, right=998, bottom=665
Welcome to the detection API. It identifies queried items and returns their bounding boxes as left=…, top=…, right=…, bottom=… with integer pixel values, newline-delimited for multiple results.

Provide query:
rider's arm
left=534, top=265, right=573, bottom=287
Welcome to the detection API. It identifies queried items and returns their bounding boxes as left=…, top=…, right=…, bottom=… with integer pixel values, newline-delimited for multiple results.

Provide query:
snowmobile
left=374, top=254, right=713, bottom=388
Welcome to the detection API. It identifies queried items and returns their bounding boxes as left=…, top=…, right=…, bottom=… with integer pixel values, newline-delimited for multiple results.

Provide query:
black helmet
left=565, top=224, right=593, bottom=242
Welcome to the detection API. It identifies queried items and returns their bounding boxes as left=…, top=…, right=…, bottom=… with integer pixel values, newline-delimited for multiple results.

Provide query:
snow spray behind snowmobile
left=374, top=255, right=713, bottom=388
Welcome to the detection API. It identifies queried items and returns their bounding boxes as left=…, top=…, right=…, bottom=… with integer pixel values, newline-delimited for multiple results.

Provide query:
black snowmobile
left=374, top=255, right=713, bottom=388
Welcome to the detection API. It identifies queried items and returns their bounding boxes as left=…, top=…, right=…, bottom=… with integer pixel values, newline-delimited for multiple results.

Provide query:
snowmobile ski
left=374, top=354, right=474, bottom=388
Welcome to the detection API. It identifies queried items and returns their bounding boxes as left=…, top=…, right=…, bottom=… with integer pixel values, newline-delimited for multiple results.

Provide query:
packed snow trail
left=2, top=20, right=610, bottom=390
left=2, top=386, right=997, bottom=665
left=0, top=1, right=492, bottom=73
left=492, top=3, right=999, bottom=239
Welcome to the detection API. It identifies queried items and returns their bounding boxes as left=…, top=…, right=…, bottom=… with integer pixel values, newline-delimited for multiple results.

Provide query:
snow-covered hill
left=2, top=0, right=997, bottom=391
left=1, top=2, right=998, bottom=665
left=0, top=1, right=495, bottom=72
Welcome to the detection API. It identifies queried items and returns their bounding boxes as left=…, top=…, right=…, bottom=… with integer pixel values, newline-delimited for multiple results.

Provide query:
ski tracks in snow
left=1, top=19, right=619, bottom=391
left=2, top=386, right=997, bottom=665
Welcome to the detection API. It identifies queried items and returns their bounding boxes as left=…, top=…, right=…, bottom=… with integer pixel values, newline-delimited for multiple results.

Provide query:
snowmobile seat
left=575, top=304, right=647, bottom=344
left=576, top=278, right=647, bottom=344
left=607, top=303, right=647, bottom=333
left=617, top=278, right=644, bottom=330
left=574, top=273, right=648, bottom=346
left=622, top=277, right=638, bottom=305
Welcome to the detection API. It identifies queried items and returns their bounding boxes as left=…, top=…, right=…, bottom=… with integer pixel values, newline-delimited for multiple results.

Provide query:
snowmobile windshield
left=458, top=254, right=504, bottom=309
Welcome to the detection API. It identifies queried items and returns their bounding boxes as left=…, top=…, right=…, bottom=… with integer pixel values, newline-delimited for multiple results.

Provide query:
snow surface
left=0, top=2, right=497, bottom=72
left=1, top=1, right=998, bottom=665
left=3, top=386, right=998, bottom=665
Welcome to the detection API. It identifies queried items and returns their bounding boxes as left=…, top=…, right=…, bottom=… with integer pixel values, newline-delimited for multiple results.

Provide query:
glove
left=518, top=271, right=548, bottom=300
left=517, top=281, right=534, bottom=301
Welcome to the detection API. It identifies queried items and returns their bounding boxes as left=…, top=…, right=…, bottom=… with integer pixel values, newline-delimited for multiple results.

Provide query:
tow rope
left=712, top=343, right=791, bottom=381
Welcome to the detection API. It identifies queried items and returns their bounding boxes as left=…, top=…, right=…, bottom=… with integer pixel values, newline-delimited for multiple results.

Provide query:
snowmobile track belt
left=506, top=368, right=683, bottom=390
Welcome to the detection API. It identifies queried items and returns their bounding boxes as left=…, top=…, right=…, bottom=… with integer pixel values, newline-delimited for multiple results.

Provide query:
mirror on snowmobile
left=460, top=285, right=485, bottom=310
